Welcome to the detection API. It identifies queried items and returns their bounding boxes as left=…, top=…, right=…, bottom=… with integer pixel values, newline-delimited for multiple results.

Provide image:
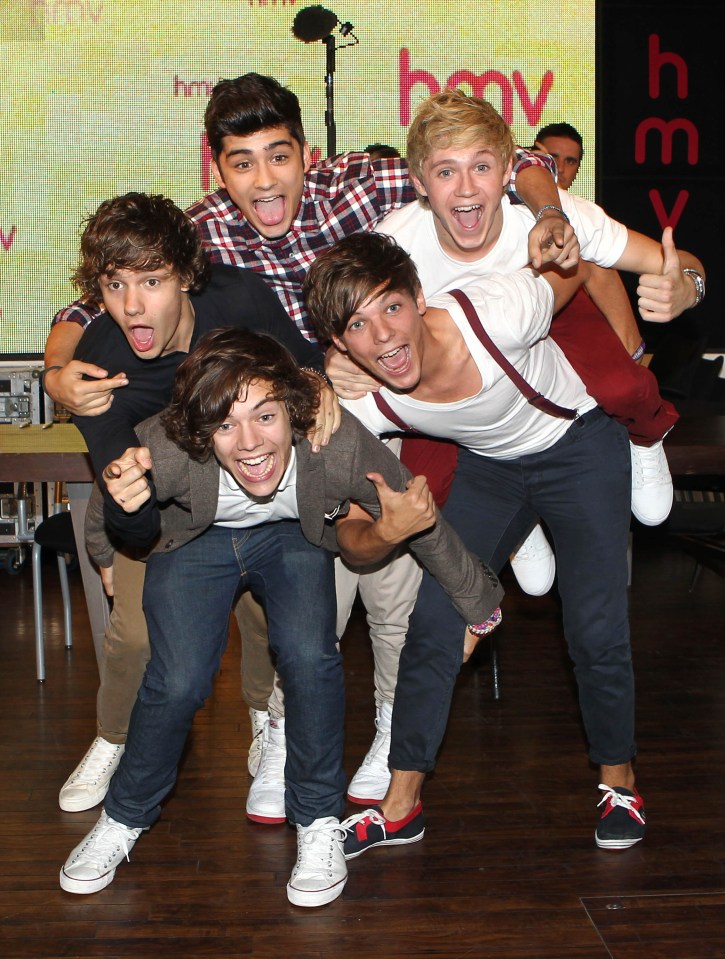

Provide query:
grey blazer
left=85, top=409, right=503, bottom=625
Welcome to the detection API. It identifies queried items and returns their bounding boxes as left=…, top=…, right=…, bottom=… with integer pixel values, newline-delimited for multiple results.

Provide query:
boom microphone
left=292, top=5, right=339, bottom=43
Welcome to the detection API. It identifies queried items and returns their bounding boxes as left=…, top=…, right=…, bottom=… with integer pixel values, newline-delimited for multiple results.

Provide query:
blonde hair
left=406, top=89, right=515, bottom=206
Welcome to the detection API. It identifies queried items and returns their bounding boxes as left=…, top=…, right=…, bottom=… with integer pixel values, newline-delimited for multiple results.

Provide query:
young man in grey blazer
left=60, top=328, right=503, bottom=908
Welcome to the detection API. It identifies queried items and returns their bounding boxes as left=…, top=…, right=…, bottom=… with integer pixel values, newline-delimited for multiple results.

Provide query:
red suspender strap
left=372, top=391, right=416, bottom=432
left=447, top=288, right=578, bottom=421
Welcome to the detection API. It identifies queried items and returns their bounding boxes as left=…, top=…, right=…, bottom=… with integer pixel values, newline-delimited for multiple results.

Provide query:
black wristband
left=39, top=366, right=62, bottom=394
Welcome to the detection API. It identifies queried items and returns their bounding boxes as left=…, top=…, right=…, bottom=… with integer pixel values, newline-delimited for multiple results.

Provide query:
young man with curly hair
left=59, top=328, right=502, bottom=907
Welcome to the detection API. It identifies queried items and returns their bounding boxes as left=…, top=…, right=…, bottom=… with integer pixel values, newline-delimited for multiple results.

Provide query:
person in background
left=43, top=74, right=579, bottom=820
left=532, top=122, right=583, bottom=191
left=59, top=327, right=503, bottom=907
left=364, top=142, right=402, bottom=161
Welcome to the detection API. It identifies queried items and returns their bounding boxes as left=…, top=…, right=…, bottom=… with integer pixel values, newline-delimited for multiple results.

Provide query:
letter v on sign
left=648, top=189, right=689, bottom=232
left=512, top=71, right=554, bottom=126
left=0, top=225, right=17, bottom=251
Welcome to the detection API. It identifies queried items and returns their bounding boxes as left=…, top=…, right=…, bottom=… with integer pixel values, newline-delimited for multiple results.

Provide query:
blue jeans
left=390, top=409, right=635, bottom=771
left=105, top=521, right=346, bottom=828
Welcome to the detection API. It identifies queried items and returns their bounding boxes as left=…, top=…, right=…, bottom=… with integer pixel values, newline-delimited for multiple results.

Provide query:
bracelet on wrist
left=467, top=607, right=503, bottom=637
left=682, top=268, right=705, bottom=308
left=301, top=366, right=332, bottom=388
left=39, top=365, right=63, bottom=393
left=535, top=204, right=570, bottom=225
left=630, top=340, right=646, bottom=362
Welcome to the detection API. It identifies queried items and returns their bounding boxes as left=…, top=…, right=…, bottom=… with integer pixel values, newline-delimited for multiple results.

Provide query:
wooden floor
left=1, top=525, right=724, bottom=959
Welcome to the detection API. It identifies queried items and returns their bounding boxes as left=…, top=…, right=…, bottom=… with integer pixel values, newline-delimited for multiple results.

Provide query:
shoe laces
left=249, top=709, right=269, bottom=744
left=631, top=440, right=668, bottom=489
left=340, top=807, right=386, bottom=833
left=360, top=717, right=392, bottom=769
left=67, top=738, right=124, bottom=786
left=296, top=818, right=346, bottom=870
left=256, top=725, right=286, bottom=784
left=597, top=784, right=645, bottom=824
left=511, top=525, right=549, bottom=563
left=72, top=813, right=141, bottom=869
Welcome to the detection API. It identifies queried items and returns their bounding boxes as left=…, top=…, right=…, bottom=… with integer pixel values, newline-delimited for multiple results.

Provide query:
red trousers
left=549, top=289, right=679, bottom=446
left=400, top=288, right=679, bottom=507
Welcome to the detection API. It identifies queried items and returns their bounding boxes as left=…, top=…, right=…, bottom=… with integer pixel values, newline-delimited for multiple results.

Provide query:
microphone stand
left=324, top=33, right=336, bottom=158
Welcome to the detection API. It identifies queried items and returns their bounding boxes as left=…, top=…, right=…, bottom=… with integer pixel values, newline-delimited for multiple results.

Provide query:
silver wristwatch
left=682, top=268, right=705, bottom=307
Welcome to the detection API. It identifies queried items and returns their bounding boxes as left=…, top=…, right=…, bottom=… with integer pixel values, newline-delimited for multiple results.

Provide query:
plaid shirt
left=186, top=152, right=415, bottom=340
left=53, top=149, right=555, bottom=342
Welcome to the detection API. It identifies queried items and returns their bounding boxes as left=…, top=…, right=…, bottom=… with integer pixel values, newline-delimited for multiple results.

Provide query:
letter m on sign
left=634, top=118, right=699, bottom=165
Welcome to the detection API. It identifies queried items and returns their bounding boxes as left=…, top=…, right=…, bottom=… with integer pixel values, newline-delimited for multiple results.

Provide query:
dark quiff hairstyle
left=364, top=142, right=401, bottom=160
left=204, top=72, right=305, bottom=159
left=534, top=121, right=584, bottom=158
left=303, top=232, right=423, bottom=344
left=72, top=193, right=209, bottom=302
left=161, top=328, right=319, bottom=462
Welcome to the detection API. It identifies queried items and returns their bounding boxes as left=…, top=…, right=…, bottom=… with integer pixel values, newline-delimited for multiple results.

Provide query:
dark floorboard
left=0, top=524, right=723, bottom=958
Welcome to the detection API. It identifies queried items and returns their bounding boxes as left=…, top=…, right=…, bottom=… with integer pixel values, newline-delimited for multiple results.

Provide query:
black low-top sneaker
left=595, top=784, right=646, bottom=849
left=341, top=803, right=425, bottom=860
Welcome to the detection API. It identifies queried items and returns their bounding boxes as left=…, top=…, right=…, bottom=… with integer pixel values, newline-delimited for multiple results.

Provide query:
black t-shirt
left=73, top=263, right=323, bottom=484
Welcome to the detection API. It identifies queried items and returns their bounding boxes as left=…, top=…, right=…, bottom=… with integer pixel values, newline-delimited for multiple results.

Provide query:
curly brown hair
left=161, top=328, right=319, bottom=462
left=72, top=193, right=209, bottom=302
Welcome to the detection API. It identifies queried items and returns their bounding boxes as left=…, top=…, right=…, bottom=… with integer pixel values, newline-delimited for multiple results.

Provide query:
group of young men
left=43, top=73, right=705, bottom=907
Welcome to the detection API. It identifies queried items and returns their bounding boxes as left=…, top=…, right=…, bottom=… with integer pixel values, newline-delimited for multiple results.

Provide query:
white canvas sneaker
left=246, top=716, right=286, bottom=824
left=347, top=701, right=392, bottom=804
left=59, top=737, right=125, bottom=812
left=509, top=524, right=556, bottom=596
left=630, top=439, right=673, bottom=526
left=247, top=708, right=269, bottom=777
left=60, top=810, right=142, bottom=894
left=287, top=817, right=347, bottom=907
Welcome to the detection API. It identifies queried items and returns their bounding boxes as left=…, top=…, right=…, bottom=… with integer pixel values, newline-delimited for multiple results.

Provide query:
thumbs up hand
left=367, top=472, right=437, bottom=544
left=636, top=227, right=701, bottom=322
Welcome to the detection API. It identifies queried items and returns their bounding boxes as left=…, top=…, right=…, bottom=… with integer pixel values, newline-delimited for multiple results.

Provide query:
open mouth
left=253, top=195, right=286, bottom=228
left=236, top=452, right=276, bottom=483
left=129, top=326, right=154, bottom=353
left=378, top=344, right=411, bottom=376
left=452, top=204, right=482, bottom=230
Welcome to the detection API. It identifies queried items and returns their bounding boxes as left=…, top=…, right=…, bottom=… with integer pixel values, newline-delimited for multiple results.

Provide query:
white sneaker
left=347, top=702, right=392, bottom=804
left=248, top=708, right=269, bottom=776
left=60, top=810, right=142, bottom=894
left=59, top=737, right=125, bottom=812
left=630, top=439, right=673, bottom=526
left=287, top=817, right=348, bottom=907
left=246, top=716, right=286, bottom=824
left=509, top=524, right=556, bottom=596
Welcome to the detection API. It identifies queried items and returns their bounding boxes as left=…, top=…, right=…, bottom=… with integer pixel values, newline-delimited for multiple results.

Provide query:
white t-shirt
left=374, top=188, right=628, bottom=299
left=341, top=272, right=596, bottom=460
